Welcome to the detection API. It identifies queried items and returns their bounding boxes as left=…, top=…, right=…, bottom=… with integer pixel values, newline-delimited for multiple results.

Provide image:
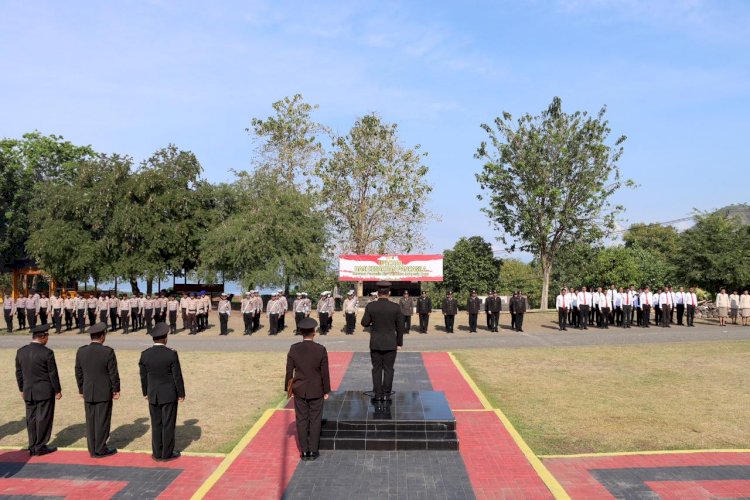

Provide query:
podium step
left=319, top=391, right=458, bottom=451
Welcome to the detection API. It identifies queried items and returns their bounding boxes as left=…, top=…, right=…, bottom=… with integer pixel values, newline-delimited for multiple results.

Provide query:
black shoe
left=309, top=451, right=320, bottom=460
left=300, top=451, right=311, bottom=461
left=35, top=446, right=57, bottom=456
left=93, top=448, right=117, bottom=458
left=155, top=452, right=181, bottom=462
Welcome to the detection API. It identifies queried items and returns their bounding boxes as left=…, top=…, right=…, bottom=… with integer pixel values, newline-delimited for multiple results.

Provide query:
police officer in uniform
left=75, top=322, right=120, bottom=457
left=416, top=290, right=432, bottom=333
left=342, top=290, right=358, bottom=335
left=3, top=292, right=16, bottom=332
left=361, top=281, right=405, bottom=401
left=486, top=291, right=502, bottom=332
left=399, top=291, right=414, bottom=333
left=441, top=291, right=458, bottom=333
left=139, top=323, right=185, bottom=462
left=285, top=317, right=330, bottom=461
left=15, top=323, right=61, bottom=456
left=466, top=290, right=482, bottom=333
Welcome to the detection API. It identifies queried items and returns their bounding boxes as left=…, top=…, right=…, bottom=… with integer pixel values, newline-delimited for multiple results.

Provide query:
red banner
left=338, top=255, right=443, bottom=282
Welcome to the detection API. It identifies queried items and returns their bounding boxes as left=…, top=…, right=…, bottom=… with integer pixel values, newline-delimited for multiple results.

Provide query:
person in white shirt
left=576, top=287, right=592, bottom=330
left=217, top=293, right=232, bottom=335
left=685, top=287, right=698, bottom=327
left=606, top=285, right=617, bottom=326
left=569, top=288, right=578, bottom=328
left=729, top=290, right=740, bottom=325
left=556, top=288, right=570, bottom=331
left=267, top=293, right=283, bottom=335
left=75, top=294, right=87, bottom=334
left=39, top=292, right=50, bottom=326
left=97, top=294, right=109, bottom=328
left=675, top=287, right=686, bottom=326
left=599, top=287, right=611, bottom=329
left=668, top=286, right=677, bottom=325
left=614, top=287, right=624, bottom=326
left=119, top=294, right=131, bottom=334
left=3, top=293, right=16, bottom=332
left=87, top=294, right=98, bottom=327
left=640, top=287, right=654, bottom=328
left=50, top=292, right=64, bottom=333
left=591, top=287, right=602, bottom=327
left=241, top=292, right=255, bottom=335
left=715, top=288, right=730, bottom=326
left=167, top=295, right=180, bottom=334
left=342, top=290, right=358, bottom=335
left=739, top=290, right=750, bottom=326
left=659, top=288, right=672, bottom=328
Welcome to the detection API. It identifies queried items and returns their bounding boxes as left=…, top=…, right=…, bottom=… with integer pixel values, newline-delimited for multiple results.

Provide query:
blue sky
left=2, top=0, right=749, bottom=259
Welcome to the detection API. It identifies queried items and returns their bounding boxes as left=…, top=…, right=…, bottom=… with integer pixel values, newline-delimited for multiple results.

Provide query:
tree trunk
left=540, top=258, right=552, bottom=311
left=146, top=278, right=153, bottom=295
left=129, top=277, right=140, bottom=295
left=284, top=274, right=290, bottom=296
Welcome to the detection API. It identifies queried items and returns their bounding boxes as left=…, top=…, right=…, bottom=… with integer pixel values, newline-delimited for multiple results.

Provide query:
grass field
left=0, top=349, right=286, bottom=454
left=456, top=341, right=750, bottom=455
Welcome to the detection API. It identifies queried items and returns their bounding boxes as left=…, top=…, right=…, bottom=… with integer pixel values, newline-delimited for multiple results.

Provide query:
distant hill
left=716, top=204, right=750, bottom=225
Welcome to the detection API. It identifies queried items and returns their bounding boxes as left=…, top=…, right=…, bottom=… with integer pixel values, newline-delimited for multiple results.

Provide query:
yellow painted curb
left=0, top=445, right=225, bottom=458
left=190, top=408, right=276, bottom=500
left=541, top=449, right=750, bottom=459
left=449, top=352, right=571, bottom=500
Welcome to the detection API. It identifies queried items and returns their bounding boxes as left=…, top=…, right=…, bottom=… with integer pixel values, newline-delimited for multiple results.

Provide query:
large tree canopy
left=476, top=97, right=631, bottom=309
left=441, top=236, right=501, bottom=305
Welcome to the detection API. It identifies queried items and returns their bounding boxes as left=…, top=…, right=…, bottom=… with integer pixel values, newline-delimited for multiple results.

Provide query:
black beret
left=375, top=281, right=392, bottom=288
left=298, top=317, right=318, bottom=330
left=89, top=322, right=107, bottom=336
left=31, top=324, right=50, bottom=335
left=150, top=322, right=170, bottom=338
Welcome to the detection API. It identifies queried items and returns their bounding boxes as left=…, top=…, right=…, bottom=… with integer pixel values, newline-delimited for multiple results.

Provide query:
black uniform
left=15, top=340, right=62, bottom=455
left=466, top=296, right=482, bottom=332
left=485, top=295, right=502, bottom=332
left=139, top=341, right=185, bottom=460
left=511, top=295, right=528, bottom=332
left=399, top=296, right=414, bottom=333
left=441, top=296, right=458, bottom=333
left=361, top=297, right=405, bottom=399
left=75, top=341, right=120, bottom=456
left=285, top=339, right=331, bottom=456
left=416, top=295, right=432, bottom=333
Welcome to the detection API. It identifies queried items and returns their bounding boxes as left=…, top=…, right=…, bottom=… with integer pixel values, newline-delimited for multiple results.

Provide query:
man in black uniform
left=466, top=290, right=481, bottom=333
left=15, top=323, right=62, bottom=456
left=486, top=291, right=502, bottom=332
left=75, top=322, right=120, bottom=458
left=285, top=318, right=330, bottom=461
left=139, top=323, right=185, bottom=461
left=512, top=291, right=528, bottom=332
left=416, top=290, right=432, bottom=333
left=441, top=291, right=458, bottom=333
left=360, top=281, right=405, bottom=401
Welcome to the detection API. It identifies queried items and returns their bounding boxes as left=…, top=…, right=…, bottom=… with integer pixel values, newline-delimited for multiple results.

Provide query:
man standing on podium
left=361, top=281, right=405, bottom=401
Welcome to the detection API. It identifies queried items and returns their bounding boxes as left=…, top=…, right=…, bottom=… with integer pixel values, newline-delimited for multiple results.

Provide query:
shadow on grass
left=0, top=418, right=26, bottom=439
left=109, top=417, right=150, bottom=449
left=175, top=418, right=202, bottom=450
left=50, top=422, right=87, bottom=448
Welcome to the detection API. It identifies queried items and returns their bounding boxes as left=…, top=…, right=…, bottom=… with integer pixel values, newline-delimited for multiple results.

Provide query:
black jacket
left=511, top=296, right=528, bottom=314
left=485, top=296, right=502, bottom=313
left=75, top=343, right=120, bottom=403
left=139, top=345, right=185, bottom=404
left=398, top=297, right=414, bottom=316
left=361, top=298, right=405, bottom=351
left=466, top=297, right=482, bottom=314
left=416, top=296, right=432, bottom=314
left=15, top=342, right=62, bottom=401
left=285, top=340, right=331, bottom=399
left=441, top=298, right=458, bottom=315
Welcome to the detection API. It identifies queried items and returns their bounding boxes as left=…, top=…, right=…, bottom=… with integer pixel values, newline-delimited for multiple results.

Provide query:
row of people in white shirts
left=556, top=287, right=700, bottom=309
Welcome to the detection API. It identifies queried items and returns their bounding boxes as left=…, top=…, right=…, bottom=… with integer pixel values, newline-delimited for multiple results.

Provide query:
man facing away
left=361, top=281, right=405, bottom=401
left=285, top=317, right=330, bottom=461
left=15, top=323, right=61, bottom=456
left=139, top=323, right=185, bottom=461
left=75, top=322, right=120, bottom=457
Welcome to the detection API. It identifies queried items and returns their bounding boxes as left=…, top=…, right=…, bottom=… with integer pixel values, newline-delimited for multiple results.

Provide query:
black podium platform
left=319, top=391, right=458, bottom=451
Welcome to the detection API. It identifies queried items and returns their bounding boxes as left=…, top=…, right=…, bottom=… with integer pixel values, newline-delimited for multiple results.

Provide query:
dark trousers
left=294, top=396, right=324, bottom=453
left=677, top=304, right=685, bottom=325
left=444, top=314, right=455, bottom=332
left=120, top=310, right=130, bottom=333
left=64, top=309, right=73, bottom=330
left=635, top=308, right=642, bottom=327
left=511, top=312, right=517, bottom=330
left=404, top=315, right=411, bottom=332
left=25, top=397, right=55, bottom=453
left=169, top=310, right=177, bottom=333
left=622, top=305, right=632, bottom=328
left=219, top=312, right=229, bottom=335
left=489, top=311, right=499, bottom=331
left=654, top=306, right=660, bottom=325
left=686, top=305, right=696, bottom=326
left=571, top=307, right=579, bottom=327
left=558, top=308, right=567, bottom=330
left=345, top=312, right=356, bottom=334
left=371, top=349, right=397, bottom=397
left=419, top=313, right=429, bottom=333
left=40, top=308, right=48, bottom=325
left=253, top=312, right=260, bottom=332
left=85, top=400, right=112, bottom=456
left=269, top=313, right=279, bottom=335
left=99, top=309, right=108, bottom=327
left=188, top=313, right=197, bottom=334
left=78, top=309, right=86, bottom=333
left=515, top=313, right=524, bottom=331
left=579, top=305, right=590, bottom=329
left=278, top=313, right=285, bottom=330
left=27, top=310, right=37, bottom=329
left=601, top=307, right=610, bottom=328
left=661, top=306, right=671, bottom=327
left=318, top=313, right=329, bottom=334
left=614, top=307, right=623, bottom=326
left=641, top=305, right=651, bottom=327
left=145, top=309, right=154, bottom=334
left=88, top=308, right=97, bottom=326
left=148, top=401, right=178, bottom=459
left=131, top=308, right=140, bottom=330
left=4, top=309, right=13, bottom=332
left=468, top=313, right=478, bottom=332
left=18, top=309, right=26, bottom=329
left=109, top=308, right=118, bottom=330
left=182, top=310, right=188, bottom=330
left=53, top=309, right=62, bottom=333
left=244, top=313, right=254, bottom=334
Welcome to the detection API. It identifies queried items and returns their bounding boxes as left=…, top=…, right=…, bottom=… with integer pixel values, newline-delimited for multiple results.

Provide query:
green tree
left=442, top=236, right=501, bottom=305
left=476, top=97, right=632, bottom=309
left=0, top=132, right=95, bottom=268
left=315, top=113, right=432, bottom=253
left=199, top=169, right=328, bottom=292
left=248, top=94, right=327, bottom=188
left=678, top=211, right=750, bottom=292
left=623, top=223, right=680, bottom=257
left=498, top=259, right=543, bottom=307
